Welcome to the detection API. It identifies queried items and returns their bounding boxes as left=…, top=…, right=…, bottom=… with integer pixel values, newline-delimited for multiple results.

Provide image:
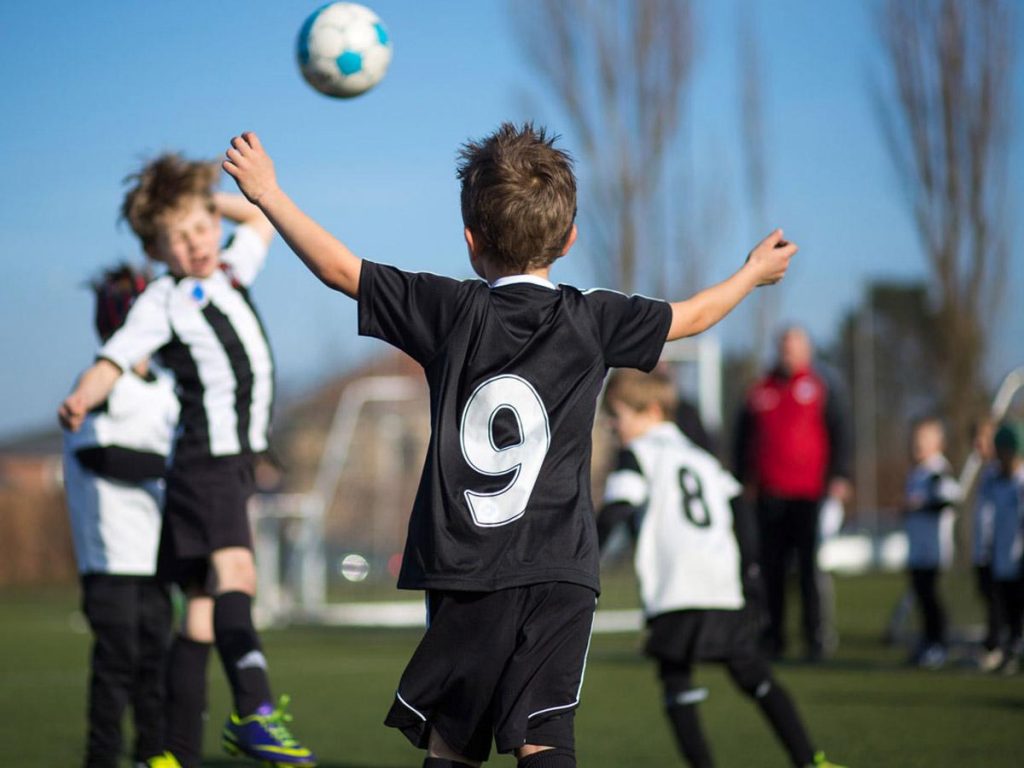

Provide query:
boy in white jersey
left=222, top=125, right=795, bottom=768
left=59, top=155, right=314, bottom=768
left=598, top=369, right=843, bottom=768
left=64, top=265, right=179, bottom=768
left=903, top=417, right=960, bottom=669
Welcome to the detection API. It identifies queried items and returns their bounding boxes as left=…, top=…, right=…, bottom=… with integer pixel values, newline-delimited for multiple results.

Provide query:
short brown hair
left=603, top=368, right=678, bottom=420
left=457, top=122, right=577, bottom=273
left=121, top=153, right=219, bottom=248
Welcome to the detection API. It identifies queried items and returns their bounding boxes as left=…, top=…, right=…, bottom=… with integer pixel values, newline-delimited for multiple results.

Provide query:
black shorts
left=384, top=582, right=597, bottom=761
left=157, top=454, right=255, bottom=588
left=645, top=605, right=761, bottom=669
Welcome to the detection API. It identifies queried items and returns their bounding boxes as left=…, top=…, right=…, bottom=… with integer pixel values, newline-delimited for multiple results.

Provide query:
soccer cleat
left=978, top=647, right=1004, bottom=672
left=222, top=694, right=317, bottom=766
left=145, top=753, right=182, bottom=768
left=809, top=752, right=847, bottom=768
left=915, top=643, right=947, bottom=670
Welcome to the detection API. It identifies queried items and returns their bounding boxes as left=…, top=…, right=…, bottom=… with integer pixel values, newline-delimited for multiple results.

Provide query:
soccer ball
left=296, top=2, right=392, bottom=99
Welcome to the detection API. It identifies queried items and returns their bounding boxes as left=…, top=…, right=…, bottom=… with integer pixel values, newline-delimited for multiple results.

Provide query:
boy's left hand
left=58, top=393, right=87, bottom=432
left=224, top=132, right=279, bottom=206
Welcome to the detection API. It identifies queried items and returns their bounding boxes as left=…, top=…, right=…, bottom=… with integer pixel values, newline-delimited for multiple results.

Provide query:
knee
left=212, top=547, right=257, bottom=595
left=727, top=659, right=774, bottom=699
left=663, top=672, right=708, bottom=710
left=516, top=747, right=576, bottom=768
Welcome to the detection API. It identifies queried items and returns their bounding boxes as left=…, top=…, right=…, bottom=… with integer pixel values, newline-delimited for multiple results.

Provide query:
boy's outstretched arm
left=666, top=229, right=797, bottom=341
left=58, top=359, right=122, bottom=432
left=223, top=132, right=362, bottom=298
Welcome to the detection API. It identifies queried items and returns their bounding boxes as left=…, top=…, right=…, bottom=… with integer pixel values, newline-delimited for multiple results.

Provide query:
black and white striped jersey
left=100, top=225, right=273, bottom=463
left=358, top=260, right=672, bottom=593
left=602, top=422, right=744, bottom=615
left=62, top=370, right=179, bottom=575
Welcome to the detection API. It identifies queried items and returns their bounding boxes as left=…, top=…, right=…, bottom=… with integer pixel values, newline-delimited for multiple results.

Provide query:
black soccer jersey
left=358, top=261, right=672, bottom=592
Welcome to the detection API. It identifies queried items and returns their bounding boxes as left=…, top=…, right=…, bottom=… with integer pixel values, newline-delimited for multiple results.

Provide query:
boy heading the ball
left=58, top=155, right=315, bottom=768
left=223, top=124, right=796, bottom=768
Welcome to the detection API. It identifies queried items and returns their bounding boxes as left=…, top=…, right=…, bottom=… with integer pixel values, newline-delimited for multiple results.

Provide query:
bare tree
left=874, top=0, right=1015, bottom=462
left=737, top=1, right=777, bottom=360
left=512, top=0, right=695, bottom=294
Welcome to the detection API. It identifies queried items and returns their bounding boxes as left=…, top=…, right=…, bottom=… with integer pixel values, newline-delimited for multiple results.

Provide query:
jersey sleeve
left=219, top=224, right=269, bottom=286
left=98, top=281, right=172, bottom=372
left=357, top=260, right=466, bottom=365
left=603, top=447, right=650, bottom=508
left=924, top=471, right=961, bottom=513
left=598, top=448, right=649, bottom=548
left=583, top=289, right=672, bottom=370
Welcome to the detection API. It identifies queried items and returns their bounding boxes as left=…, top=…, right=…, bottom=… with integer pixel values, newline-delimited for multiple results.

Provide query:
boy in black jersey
left=223, top=124, right=796, bottom=768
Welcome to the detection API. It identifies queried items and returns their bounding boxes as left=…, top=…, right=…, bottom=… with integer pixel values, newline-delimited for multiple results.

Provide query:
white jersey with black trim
left=62, top=371, right=179, bottom=575
left=604, top=422, right=744, bottom=615
left=99, top=225, right=273, bottom=462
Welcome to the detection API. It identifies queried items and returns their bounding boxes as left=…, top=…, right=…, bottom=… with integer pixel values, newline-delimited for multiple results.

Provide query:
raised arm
left=223, top=132, right=362, bottom=299
left=212, top=191, right=275, bottom=246
left=666, top=229, right=797, bottom=341
left=58, top=358, right=122, bottom=432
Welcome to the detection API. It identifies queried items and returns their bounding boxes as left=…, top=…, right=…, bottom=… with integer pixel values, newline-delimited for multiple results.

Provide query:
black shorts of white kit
left=385, top=581, right=597, bottom=762
left=645, top=604, right=762, bottom=669
left=157, top=454, right=255, bottom=589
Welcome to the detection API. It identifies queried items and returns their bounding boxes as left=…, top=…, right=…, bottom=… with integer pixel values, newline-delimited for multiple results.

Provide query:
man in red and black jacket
left=734, top=326, right=851, bottom=660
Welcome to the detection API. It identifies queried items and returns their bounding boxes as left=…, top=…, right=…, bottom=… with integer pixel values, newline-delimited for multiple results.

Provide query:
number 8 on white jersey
left=460, top=375, right=551, bottom=527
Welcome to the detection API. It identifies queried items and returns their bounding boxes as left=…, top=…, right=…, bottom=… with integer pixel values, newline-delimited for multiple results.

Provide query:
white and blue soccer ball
left=297, top=2, right=392, bottom=99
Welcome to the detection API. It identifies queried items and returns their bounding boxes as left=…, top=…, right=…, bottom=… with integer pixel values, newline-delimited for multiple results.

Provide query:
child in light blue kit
left=903, top=417, right=960, bottom=668
left=977, top=423, right=1024, bottom=673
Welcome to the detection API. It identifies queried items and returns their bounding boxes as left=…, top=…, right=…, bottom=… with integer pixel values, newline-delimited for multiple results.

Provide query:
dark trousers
left=81, top=574, right=172, bottom=768
left=756, top=496, right=823, bottom=656
left=995, top=578, right=1024, bottom=651
left=909, top=568, right=945, bottom=646
left=975, top=565, right=1005, bottom=651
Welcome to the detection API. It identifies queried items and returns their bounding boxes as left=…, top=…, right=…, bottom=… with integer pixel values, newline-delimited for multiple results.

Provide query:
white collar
left=490, top=274, right=557, bottom=290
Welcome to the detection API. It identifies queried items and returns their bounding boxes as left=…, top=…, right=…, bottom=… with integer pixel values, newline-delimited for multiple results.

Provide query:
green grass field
left=2, top=571, right=1023, bottom=767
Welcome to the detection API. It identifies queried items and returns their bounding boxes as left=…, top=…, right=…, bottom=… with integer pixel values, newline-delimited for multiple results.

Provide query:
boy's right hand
left=224, top=132, right=279, bottom=206
left=746, top=229, right=798, bottom=286
left=58, top=393, right=87, bottom=432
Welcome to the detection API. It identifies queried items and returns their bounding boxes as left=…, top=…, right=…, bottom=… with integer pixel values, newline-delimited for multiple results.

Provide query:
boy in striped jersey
left=59, top=155, right=314, bottom=768
left=598, top=369, right=843, bottom=768
left=63, top=265, right=179, bottom=768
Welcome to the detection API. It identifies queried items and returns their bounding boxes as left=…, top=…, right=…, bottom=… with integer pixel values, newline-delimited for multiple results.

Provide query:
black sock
left=754, top=681, right=815, bottom=767
left=164, top=636, right=211, bottom=768
left=517, top=747, right=576, bottom=768
left=423, top=759, right=477, bottom=768
left=666, top=704, right=714, bottom=768
left=213, top=591, right=272, bottom=715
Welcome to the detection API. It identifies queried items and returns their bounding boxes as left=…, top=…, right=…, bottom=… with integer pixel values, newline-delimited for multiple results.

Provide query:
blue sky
left=1, top=0, right=1021, bottom=439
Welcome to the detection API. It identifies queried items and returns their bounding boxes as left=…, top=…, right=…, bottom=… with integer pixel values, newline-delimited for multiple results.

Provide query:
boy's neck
left=484, top=264, right=552, bottom=285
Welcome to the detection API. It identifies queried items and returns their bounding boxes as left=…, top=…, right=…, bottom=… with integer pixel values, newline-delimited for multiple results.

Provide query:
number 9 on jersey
left=459, top=375, right=551, bottom=527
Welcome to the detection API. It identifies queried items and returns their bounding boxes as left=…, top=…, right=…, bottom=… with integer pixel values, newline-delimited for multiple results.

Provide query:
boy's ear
left=464, top=227, right=481, bottom=258
left=560, top=224, right=578, bottom=256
